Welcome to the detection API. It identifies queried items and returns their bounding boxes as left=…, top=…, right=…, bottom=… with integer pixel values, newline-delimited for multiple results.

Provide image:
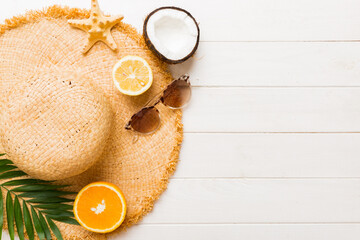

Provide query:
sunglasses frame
left=125, top=75, right=191, bottom=134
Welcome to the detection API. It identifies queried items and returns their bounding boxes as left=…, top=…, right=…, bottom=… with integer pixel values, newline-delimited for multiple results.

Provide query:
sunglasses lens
left=162, top=77, right=191, bottom=109
left=128, top=107, right=160, bottom=134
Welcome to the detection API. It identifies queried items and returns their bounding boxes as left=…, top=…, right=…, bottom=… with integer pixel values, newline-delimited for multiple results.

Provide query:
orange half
left=74, top=182, right=127, bottom=233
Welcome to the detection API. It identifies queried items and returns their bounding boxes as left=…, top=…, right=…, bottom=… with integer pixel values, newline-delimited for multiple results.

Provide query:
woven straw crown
left=0, top=68, right=113, bottom=180
left=0, top=6, right=183, bottom=240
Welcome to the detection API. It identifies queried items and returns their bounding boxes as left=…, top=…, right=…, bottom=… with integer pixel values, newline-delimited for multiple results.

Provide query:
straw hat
left=0, top=6, right=183, bottom=240
left=0, top=68, right=113, bottom=181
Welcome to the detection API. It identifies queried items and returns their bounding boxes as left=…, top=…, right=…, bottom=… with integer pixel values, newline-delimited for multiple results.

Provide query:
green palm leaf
left=6, top=192, right=14, bottom=240
left=38, top=213, right=52, bottom=240
left=0, top=171, right=27, bottom=180
left=42, top=210, right=74, bottom=218
left=0, top=189, right=3, bottom=240
left=27, top=197, right=73, bottom=204
left=23, top=201, right=34, bottom=240
left=46, top=217, right=63, bottom=240
left=0, top=160, right=13, bottom=166
left=14, top=196, right=25, bottom=240
left=0, top=165, right=16, bottom=173
left=12, top=184, right=69, bottom=192
left=52, top=217, right=79, bottom=225
left=0, top=155, right=79, bottom=240
left=2, top=179, right=48, bottom=186
left=35, top=204, right=73, bottom=210
left=31, top=207, right=45, bottom=240
left=20, top=191, right=75, bottom=198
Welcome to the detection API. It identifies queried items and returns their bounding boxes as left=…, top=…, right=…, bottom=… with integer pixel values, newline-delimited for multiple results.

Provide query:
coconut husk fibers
left=0, top=6, right=183, bottom=240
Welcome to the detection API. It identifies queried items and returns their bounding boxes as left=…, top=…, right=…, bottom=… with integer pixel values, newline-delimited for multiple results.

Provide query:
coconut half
left=143, top=7, right=200, bottom=64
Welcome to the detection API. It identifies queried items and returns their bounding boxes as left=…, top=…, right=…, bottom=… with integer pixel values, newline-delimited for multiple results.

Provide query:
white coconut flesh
left=146, top=8, right=199, bottom=61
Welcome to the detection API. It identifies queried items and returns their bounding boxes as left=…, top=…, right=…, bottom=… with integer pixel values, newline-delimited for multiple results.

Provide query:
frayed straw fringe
left=0, top=5, right=183, bottom=240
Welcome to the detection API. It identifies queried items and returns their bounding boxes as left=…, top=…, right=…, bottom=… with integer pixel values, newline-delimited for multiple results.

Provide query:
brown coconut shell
left=143, top=6, right=200, bottom=64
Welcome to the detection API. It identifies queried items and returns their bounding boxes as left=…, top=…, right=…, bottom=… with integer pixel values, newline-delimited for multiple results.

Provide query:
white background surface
left=2, top=0, right=360, bottom=239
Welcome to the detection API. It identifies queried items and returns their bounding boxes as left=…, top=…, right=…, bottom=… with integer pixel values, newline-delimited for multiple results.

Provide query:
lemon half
left=112, top=55, right=153, bottom=96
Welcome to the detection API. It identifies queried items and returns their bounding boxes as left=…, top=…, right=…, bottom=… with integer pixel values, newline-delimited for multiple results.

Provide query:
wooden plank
left=141, top=179, right=360, bottom=223
left=183, top=87, right=360, bottom=133
left=2, top=232, right=19, bottom=240
left=177, top=133, right=360, bottom=178
left=170, top=42, right=360, bottom=87
left=114, top=224, right=360, bottom=240
left=0, top=1, right=17, bottom=23
left=13, top=0, right=360, bottom=41
left=4, top=223, right=360, bottom=240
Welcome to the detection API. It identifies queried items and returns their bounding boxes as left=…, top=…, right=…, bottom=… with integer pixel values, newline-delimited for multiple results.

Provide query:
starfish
left=68, top=0, right=124, bottom=53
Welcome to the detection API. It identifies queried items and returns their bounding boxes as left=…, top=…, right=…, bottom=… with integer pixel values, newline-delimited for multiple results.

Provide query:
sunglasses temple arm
left=144, top=75, right=190, bottom=107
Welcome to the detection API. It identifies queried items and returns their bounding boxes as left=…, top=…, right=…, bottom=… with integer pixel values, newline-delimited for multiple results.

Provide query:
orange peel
left=74, top=182, right=127, bottom=233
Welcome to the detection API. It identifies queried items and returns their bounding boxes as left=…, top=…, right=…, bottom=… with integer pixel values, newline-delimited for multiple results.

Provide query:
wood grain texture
left=0, top=1, right=17, bottom=21
left=184, top=87, right=360, bottom=133
left=3, top=0, right=360, bottom=239
left=115, top=224, right=360, bottom=240
left=13, top=0, right=360, bottom=41
left=141, top=179, right=360, bottom=223
left=170, top=42, right=360, bottom=87
left=178, top=133, right=360, bottom=178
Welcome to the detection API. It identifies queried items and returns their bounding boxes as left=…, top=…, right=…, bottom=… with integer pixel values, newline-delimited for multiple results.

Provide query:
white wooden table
left=2, top=0, right=360, bottom=239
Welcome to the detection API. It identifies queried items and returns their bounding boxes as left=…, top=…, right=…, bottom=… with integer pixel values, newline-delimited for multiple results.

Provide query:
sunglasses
left=125, top=75, right=191, bottom=134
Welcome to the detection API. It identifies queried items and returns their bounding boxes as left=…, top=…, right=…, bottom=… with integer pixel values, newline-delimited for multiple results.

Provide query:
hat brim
left=0, top=6, right=183, bottom=239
